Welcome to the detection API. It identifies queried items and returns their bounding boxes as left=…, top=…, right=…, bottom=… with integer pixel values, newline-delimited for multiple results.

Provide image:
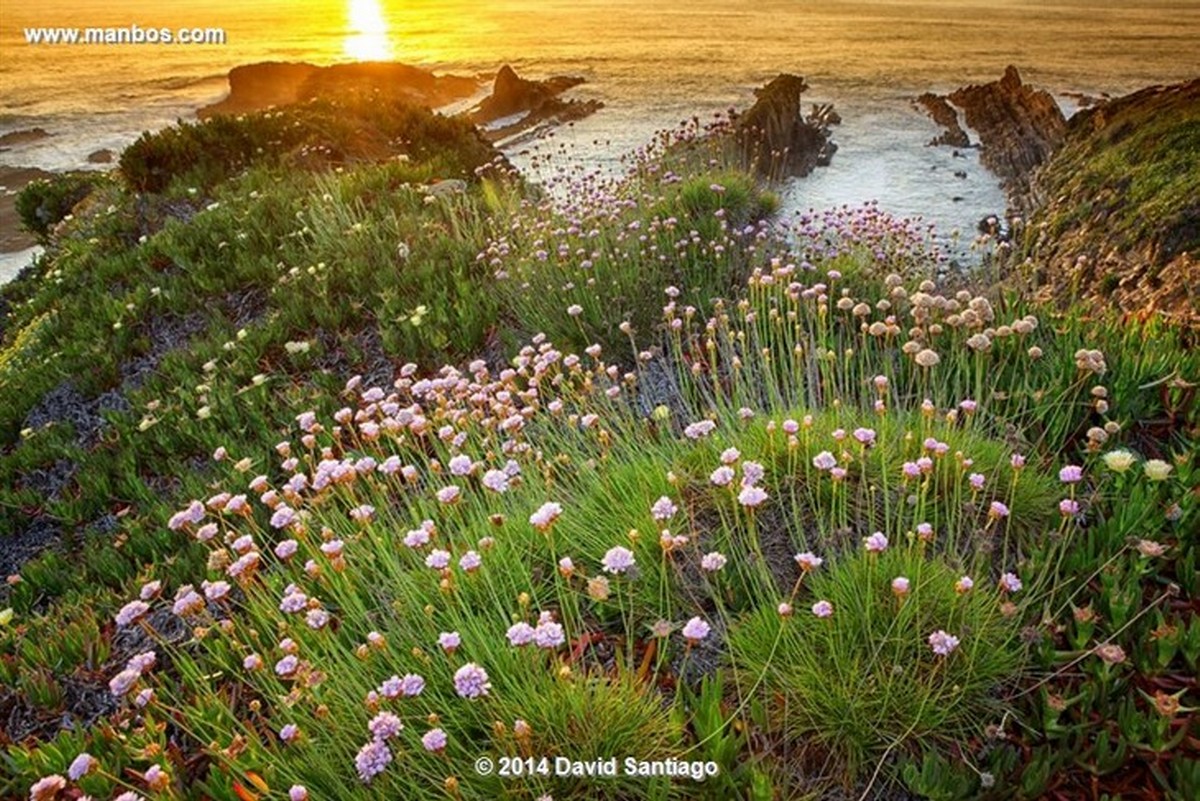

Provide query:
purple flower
left=425, top=549, right=451, bottom=570
left=794, top=552, right=823, bottom=572
left=279, top=723, right=300, bottom=743
left=999, top=572, right=1023, bottom=593
left=289, top=786, right=309, bottom=801
left=1059, top=465, right=1083, bottom=483
left=700, top=552, right=727, bottom=572
left=355, top=739, right=393, bottom=783
left=720, top=447, right=741, bottom=464
left=368, top=711, right=403, bottom=741
left=436, top=485, right=461, bottom=505
left=243, top=654, right=263, bottom=671
left=422, top=728, right=448, bottom=752
left=453, top=663, right=491, bottom=699
left=1059, top=498, right=1080, bottom=517
left=482, top=469, right=509, bottom=493
left=738, top=486, right=769, bottom=508
left=741, top=461, right=765, bottom=486
left=710, top=466, right=735, bottom=486
left=928, top=630, right=960, bottom=656
left=275, top=655, right=299, bottom=678
left=989, top=501, right=1010, bottom=519
left=852, top=427, right=876, bottom=446
left=863, top=532, right=889, bottom=553
left=115, top=600, right=150, bottom=627
left=968, top=473, right=985, bottom=491
left=681, top=617, right=711, bottom=642
left=109, top=668, right=140, bottom=697
left=533, top=620, right=566, bottom=649
left=812, top=451, right=837, bottom=471
left=651, top=496, right=678, bottom=521
left=400, top=673, right=425, bottom=697
left=438, top=631, right=461, bottom=653
left=811, top=600, right=834, bottom=618
left=959, top=399, right=977, bottom=414
left=902, top=461, right=921, bottom=479
left=529, top=501, right=563, bottom=531
left=280, top=592, right=307, bottom=614
left=506, top=621, right=536, bottom=646
left=275, top=539, right=299, bottom=560
left=684, top=420, right=717, bottom=439
left=601, top=546, right=636, bottom=575
left=891, top=576, right=910, bottom=596
left=68, top=752, right=97, bottom=781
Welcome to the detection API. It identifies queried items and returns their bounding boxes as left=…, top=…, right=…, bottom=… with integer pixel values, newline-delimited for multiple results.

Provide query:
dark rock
left=470, top=65, right=604, bottom=142
left=944, top=66, right=1067, bottom=210
left=86, top=148, right=114, bottom=164
left=915, top=93, right=971, bottom=147
left=0, top=127, right=52, bottom=148
left=732, top=74, right=837, bottom=178
left=198, top=61, right=480, bottom=119
left=954, top=170, right=968, bottom=179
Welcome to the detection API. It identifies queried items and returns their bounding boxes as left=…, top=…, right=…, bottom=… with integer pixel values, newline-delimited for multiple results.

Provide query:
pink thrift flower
left=999, top=572, right=1023, bottom=593
left=529, top=501, right=563, bottom=531
left=700, top=552, right=727, bottom=572
left=812, top=451, right=837, bottom=470
left=710, top=466, right=735, bottom=486
left=864, top=531, right=889, bottom=553
left=738, top=485, right=769, bottom=508
left=355, top=739, right=392, bottom=783
left=1059, top=465, right=1083, bottom=483
left=68, top=752, right=97, bottom=781
left=928, top=630, right=960, bottom=656
left=682, top=617, right=711, bottom=642
left=811, top=600, right=834, bottom=618
left=794, top=552, right=823, bottom=572
left=453, top=663, right=491, bottom=699
left=422, top=728, right=448, bottom=752
left=651, top=496, right=678, bottom=521
left=368, top=711, right=403, bottom=741
left=601, top=546, right=636, bottom=574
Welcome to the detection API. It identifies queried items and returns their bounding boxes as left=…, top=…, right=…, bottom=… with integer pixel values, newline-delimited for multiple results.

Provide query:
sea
left=2, top=0, right=1198, bottom=282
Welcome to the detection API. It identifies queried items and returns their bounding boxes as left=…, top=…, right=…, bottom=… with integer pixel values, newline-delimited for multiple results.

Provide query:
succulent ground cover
left=2, top=99, right=1197, bottom=800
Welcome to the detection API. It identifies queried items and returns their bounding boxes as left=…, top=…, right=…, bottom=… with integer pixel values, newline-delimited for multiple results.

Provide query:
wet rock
left=0, top=127, right=52, bottom=148
left=471, top=65, right=604, bottom=142
left=87, top=148, right=115, bottom=164
left=732, top=74, right=837, bottom=178
left=946, top=66, right=1067, bottom=210
left=915, top=92, right=971, bottom=147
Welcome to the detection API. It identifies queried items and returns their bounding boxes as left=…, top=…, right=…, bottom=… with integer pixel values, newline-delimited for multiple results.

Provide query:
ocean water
left=2, top=0, right=1197, bottom=279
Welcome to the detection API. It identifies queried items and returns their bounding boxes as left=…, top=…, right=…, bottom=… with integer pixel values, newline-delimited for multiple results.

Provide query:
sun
left=344, top=0, right=393, bottom=61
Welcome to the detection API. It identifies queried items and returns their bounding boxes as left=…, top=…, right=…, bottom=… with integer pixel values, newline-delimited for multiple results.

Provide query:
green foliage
left=14, top=172, right=101, bottom=242
left=120, top=93, right=500, bottom=194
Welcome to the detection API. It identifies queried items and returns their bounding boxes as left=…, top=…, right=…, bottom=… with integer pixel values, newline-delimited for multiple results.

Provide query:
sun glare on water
left=344, top=0, right=393, bottom=61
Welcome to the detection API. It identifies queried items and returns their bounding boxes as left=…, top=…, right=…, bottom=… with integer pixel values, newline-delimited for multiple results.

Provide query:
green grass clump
left=729, top=546, right=1023, bottom=777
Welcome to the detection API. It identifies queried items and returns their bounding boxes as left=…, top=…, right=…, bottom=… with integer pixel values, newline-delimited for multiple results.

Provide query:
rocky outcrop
left=470, top=65, right=603, bottom=141
left=0, top=128, right=52, bottom=149
left=915, top=93, right=970, bottom=147
left=198, top=61, right=480, bottom=118
left=87, top=149, right=114, bottom=164
left=732, top=74, right=838, bottom=178
left=918, top=66, right=1066, bottom=210
left=1015, top=78, right=1200, bottom=322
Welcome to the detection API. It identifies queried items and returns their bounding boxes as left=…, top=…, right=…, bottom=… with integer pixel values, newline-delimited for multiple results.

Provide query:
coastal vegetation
left=2, top=89, right=1197, bottom=800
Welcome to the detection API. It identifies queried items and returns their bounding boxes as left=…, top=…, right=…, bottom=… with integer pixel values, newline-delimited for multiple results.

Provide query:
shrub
left=14, top=172, right=100, bottom=242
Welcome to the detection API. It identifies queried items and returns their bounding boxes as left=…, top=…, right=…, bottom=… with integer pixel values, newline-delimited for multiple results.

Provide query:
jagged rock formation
left=198, top=61, right=480, bottom=118
left=915, top=93, right=970, bottom=147
left=470, top=65, right=603, bottom=141
left=732, top=74, right=838, bottom=178
left=918, top=66, right=1066, bottom=209
left=1017, top=78, right=1200, bottom=322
